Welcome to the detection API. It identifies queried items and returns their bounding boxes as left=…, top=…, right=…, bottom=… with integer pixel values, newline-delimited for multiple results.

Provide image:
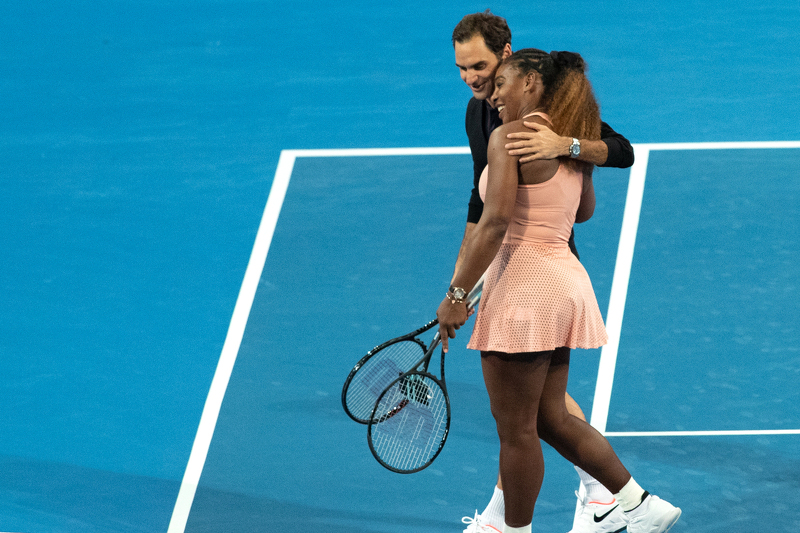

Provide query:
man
left=451, top=11, right=634, bottom=533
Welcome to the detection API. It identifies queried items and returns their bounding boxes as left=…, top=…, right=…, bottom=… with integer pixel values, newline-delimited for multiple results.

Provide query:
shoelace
left=572, top=490, right=593, bottom=528
left=461, top=512, right=482, bottom=530
left=461, top=511, right=501, bottom=533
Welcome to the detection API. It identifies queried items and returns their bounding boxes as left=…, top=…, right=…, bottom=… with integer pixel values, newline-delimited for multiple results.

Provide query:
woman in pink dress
left=437, top=49, right=681, bottom=533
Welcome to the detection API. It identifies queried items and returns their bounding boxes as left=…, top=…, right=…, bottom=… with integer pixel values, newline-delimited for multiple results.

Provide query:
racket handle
left=466, top=273, right=484, bottom=310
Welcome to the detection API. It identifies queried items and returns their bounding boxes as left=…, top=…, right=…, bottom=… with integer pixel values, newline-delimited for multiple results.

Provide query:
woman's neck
left=513, top=104, right=546, bottom=122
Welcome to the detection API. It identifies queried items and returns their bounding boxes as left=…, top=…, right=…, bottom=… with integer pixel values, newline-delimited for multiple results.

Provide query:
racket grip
left=466, top=272, right=485, bottom=310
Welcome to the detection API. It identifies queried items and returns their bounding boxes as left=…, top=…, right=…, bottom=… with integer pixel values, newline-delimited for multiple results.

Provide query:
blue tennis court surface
left=612, top=148, right=800, bottom=434
left=2, top=1, right=799, bottom=532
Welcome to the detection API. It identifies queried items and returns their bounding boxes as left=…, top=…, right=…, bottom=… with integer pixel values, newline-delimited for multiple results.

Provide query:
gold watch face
left=453, top=287, right=467, bottom=300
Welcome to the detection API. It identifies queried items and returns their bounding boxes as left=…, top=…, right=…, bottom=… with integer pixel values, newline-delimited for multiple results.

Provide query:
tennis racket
left=341, top=277, right=484, bottom=424
left=367, top=282, right=482, bottom=474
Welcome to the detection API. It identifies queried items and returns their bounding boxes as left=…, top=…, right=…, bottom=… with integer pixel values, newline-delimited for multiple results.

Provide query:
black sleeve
left=467, top=186, right=484, bottom=224
left=465, top=98, right=488, bottom=224
left=599, top=121, right=634, bottom=169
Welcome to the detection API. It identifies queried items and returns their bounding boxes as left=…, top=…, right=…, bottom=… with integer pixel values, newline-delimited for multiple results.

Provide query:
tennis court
left=2, top=1, right=799, bottom=532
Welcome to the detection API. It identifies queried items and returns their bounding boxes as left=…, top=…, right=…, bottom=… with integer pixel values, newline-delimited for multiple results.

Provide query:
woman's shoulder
left=489, top=120, right=526, bottom=145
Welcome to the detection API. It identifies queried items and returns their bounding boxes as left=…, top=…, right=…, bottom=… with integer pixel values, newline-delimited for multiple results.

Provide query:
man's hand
left=505, top=121, right=570, bottom=163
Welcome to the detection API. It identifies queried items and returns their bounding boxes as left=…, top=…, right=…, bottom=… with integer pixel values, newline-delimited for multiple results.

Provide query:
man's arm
left=504, top=120, right=634, bottom=169
left=599, top=121, right=634, bottom=168
left=575, top=166, right=596, bottom=223
left=451, top=222, right=477, bottom=284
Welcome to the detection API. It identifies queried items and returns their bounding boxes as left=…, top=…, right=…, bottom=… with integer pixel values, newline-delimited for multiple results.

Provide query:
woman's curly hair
left=502, top=48, right=601, bottom=152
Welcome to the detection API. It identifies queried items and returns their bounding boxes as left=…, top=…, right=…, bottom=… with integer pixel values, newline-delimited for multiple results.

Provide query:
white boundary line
left=589, top=139, right=800, bottom=434
left=589, top=147, right=650, bottom=433
left=167, top=142, right=800, bottom=533
left=605, top=429, right=800, bottom=437
left=165, top=147, right=470, bottom=533
left=166, top=150, right=298, bottom=533
left=638, top=141, right=800, bottom=151
left=282, top=146, right=472, bottom=158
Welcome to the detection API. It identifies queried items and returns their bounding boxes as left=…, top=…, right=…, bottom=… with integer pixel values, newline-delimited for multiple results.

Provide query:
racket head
left=344, top=274, right=481, bottom=425
left=367, top=369, right=451, bottom=474
left=342, top=337, right=427, bottom=424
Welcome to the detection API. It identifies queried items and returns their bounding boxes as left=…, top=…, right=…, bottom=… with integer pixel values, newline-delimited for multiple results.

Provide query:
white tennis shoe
left=567, top=491, right=627, bottom=533
left=624, top=494, right=681, bottom=533
left=462, top=511, right=502, bottom=533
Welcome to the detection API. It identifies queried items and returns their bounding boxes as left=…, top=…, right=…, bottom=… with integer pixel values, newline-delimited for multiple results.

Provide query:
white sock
left=503, top=525, right=531, bottom=533
left=614, top=477, right=647, bottom=512
left=481, top=486, right=505, bottom=529
left=575, top=466, right=615, bottom=503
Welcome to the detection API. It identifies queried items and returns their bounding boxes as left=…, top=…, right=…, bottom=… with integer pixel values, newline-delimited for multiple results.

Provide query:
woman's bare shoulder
left=488, top=120, right=526, bottom=147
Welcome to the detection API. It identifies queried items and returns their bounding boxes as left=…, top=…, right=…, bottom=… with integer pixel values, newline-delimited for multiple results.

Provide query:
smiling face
left=454, top=35, right=510, bottom=103
left=489, top=60, right=544, bottom=123
left=490, top=62, right=524, bottom=123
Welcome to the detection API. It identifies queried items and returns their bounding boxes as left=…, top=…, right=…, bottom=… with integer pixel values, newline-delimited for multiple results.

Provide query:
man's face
left=454, top=35, right=504, bottom=102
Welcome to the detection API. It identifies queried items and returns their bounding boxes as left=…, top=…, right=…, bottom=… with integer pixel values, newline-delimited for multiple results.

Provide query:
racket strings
left=345, top=340, right=425, bottom=422
left=369, top=374, right=449, bottom=472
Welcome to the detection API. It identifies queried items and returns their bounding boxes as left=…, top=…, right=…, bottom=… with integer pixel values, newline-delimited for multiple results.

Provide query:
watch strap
left=569, top=137, right=581, bottom=158
left=447, top=286, right=467, bottom=304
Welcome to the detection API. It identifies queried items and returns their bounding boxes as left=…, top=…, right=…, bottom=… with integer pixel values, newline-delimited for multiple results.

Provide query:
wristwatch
left=569, top=137, right=581, bottom=158
left=447, top=286, right=467, bottom=304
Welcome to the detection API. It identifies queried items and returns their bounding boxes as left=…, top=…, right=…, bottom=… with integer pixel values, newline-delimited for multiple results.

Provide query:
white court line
left=605, top=429, right=800, bottom=437
left=589, top=147, right=650, bottom=433
left=168, top=142, right=800, bottom=532
left=589, top=140, right=800, bottom=435
left=638, top=141, right=800, bottom=151
left=166, top=147, right=471, bottom=533
left=166, top=150, right=297, bottom=533
left=281, top=147, right=471, bottom=157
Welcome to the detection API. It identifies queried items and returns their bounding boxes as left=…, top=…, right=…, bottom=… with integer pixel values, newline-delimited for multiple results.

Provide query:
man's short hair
left=452, top=10, right=512, bottom=58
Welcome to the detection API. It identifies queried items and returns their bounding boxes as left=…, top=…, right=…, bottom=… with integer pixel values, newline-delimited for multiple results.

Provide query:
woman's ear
left=524, top=71, right=537, bottom=92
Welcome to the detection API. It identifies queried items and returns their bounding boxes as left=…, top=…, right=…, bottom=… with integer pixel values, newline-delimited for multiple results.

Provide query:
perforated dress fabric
left=467, top=241, right=607, bottom=353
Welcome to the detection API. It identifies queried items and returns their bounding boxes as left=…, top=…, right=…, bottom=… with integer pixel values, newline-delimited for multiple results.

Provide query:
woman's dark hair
left=502, top=48, right=601, bottom=145
left=451, top=10, right=511, bottom=58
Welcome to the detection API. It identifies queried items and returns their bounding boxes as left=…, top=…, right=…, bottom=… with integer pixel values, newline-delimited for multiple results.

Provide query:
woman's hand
left=437, top=297, right=468, bottom=353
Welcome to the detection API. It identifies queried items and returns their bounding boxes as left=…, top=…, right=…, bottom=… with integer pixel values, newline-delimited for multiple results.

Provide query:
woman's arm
left=437, top=126, right=519, bottom=350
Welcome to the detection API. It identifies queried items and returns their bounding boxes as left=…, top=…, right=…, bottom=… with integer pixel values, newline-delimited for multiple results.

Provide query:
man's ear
left=501, top=43, right=512, bottom=59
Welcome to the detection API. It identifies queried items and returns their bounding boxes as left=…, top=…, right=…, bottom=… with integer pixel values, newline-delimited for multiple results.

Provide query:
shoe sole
left=655, top=507, right=682, bottom=533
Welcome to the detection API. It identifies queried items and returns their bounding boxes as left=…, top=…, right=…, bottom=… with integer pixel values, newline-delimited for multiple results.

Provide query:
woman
left=437, top=49, right=681, bottom=533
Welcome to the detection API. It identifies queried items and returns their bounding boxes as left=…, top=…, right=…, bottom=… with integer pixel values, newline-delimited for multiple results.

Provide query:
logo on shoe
left=593, top=505, right=619, bottom=523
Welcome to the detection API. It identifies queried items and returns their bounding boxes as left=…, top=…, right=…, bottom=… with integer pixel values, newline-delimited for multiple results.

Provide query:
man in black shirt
left=451, top=11, right=634, bottom=533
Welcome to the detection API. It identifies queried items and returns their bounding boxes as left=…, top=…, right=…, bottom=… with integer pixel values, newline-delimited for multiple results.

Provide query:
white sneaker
left=462, top=511, right=502, bottom=533
left=567, top=491, right=627, bottom=533
left=624, top=494, right=681, bottom=533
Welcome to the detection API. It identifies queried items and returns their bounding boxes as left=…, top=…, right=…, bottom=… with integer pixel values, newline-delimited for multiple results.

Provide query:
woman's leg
left=481, top=350, right=552, bottom=528
left=536, top=347, right=631, bottom=493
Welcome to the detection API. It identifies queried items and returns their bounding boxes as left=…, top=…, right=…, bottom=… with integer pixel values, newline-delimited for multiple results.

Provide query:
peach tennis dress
left=467, top=114, right=608, bottom=354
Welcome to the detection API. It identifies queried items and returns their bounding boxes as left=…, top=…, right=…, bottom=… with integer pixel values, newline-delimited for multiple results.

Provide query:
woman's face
left=490, top=62, right=527, bottom=124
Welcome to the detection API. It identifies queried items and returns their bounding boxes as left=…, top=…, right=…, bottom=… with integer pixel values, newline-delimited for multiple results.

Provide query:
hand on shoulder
left=504, top=119, right=569, bottom=162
